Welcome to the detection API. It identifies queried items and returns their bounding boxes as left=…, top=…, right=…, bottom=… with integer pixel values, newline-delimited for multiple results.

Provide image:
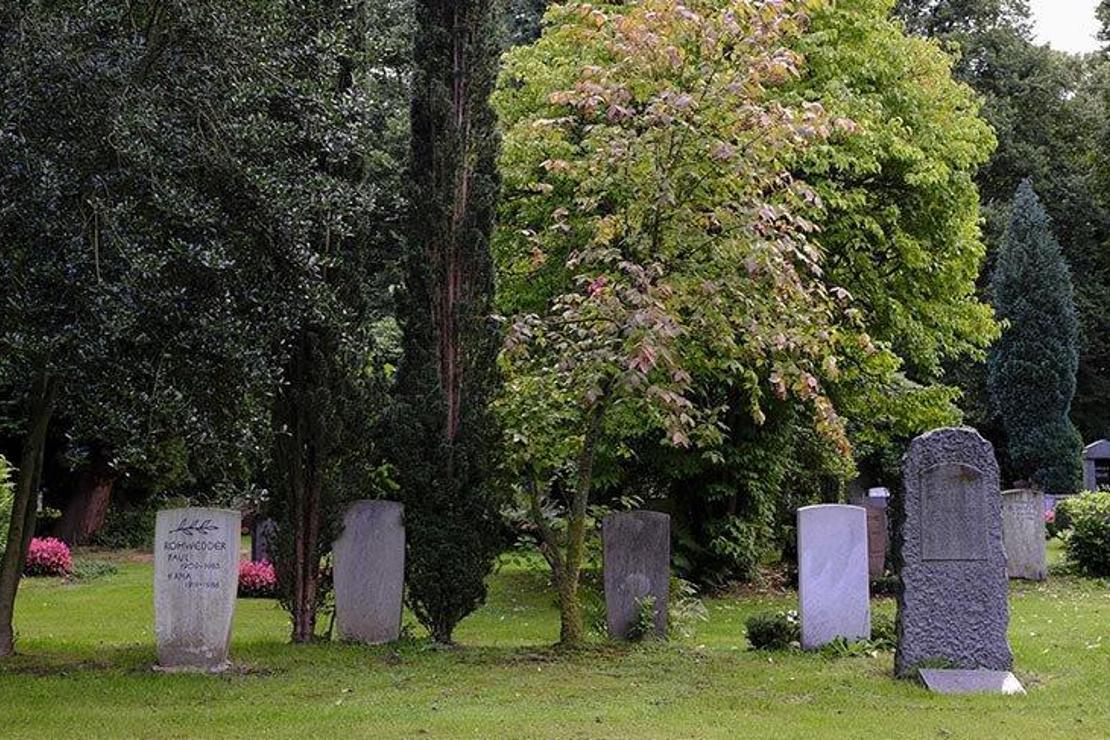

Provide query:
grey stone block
left=603, top=511, right=669, bottom=639
left=1002, top=489, right=1046, bottom=581
left=797, top=504, right=870, bottom=649
left=332, top=500, right=405, bottom=644
left=919, top=668, right=1025, bottom=695
left=896, top=427, right=1013, bottom=677
left=154, top=507, right=241, bottom=672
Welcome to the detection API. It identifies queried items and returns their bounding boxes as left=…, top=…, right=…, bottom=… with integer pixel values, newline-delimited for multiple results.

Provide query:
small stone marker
left=863, top=502, right=889, bottom=579
left=250, top=517, right=278, bottom=563
left=797, top=504, right=870, bottom=649
left=154, top=507, right=240, bottom=672
left=603, top=511, right=669, bottom=639
left=1002, top=489, right=1046, bottom=581
left=1082, top=439, right=1110, bottom=491
left=919, top=668, right=1025, bottom=695
left=896, top=427, right=1013, bottom=677
left=332, top=500, right=405, bottom=644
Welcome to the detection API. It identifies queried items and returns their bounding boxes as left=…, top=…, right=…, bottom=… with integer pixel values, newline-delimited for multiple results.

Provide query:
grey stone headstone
left=250, top=517, right=278, bottom=563
left=332, top=500, right=405, bottom=644
left=919, top=668, right=1025, bottom=695
left=797, top=504, right=871, bottom=649
left=1082, top=439, right=1110, bottom=491
left=863, top=501, right=889, bottom=579
left=1002, top=489, right=1046, bottom=581
left=603, top=511, right=669, bottom=639
left=154, top=507, right=240, bottom=672
left=896, top=427, right=1013, bottom=677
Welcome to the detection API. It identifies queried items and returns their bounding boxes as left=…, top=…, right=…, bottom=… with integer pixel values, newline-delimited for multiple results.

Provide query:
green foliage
left=989, top=181, right=1082, bottom=493
left=391, top=0, right=506, bottom=644
left=627, top=596, right=660, bottom=642
left=89, top=505, right=157, bottom=551
left=0, top=456, right=11, bottom=551
left=68, top=559, right=119, bottom=582
left=1063, top=491, right=1110, bottom=577
left=744, top=610, right=801, bottom=651
left=870, top=612, right=897, bottom=651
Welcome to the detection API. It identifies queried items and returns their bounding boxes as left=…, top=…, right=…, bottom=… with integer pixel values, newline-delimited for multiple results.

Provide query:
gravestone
left=154, top=507, right=240, bottom=672
left=797, top=505, right=870, bottom=649
left=603, top=511, right=669, bottom=639
left=1002, top=489, right=1046, bottom=581
left=863, top=501, right=889, bottom=579
left=896, top=427, right=1012, bottom=677
left=1082, top=439, right=1110, bottom=491
left=919, top=668, right=1025, bottom=695
left=332, top=500, right=405, bottom=644
left=250, top=517, right=278, bottom=563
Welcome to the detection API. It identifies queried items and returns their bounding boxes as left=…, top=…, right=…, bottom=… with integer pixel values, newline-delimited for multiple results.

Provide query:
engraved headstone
left=332, top=500, right=405, bottom=644
left=1002, top=489, right=1046, bottom=581
left=797, top=504, right=871, bottom=649
left=154, top=507, right=240, bottom=672
left=896, top=428, right=1012, bottom=677
left=250, top=517, right=278, bottom=563
left=1082, top=439, right=1110, bottom=491
left=603, top=511, right=669, bottom=639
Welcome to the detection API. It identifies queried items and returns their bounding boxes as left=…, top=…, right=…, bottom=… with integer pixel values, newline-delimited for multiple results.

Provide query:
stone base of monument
left=919, top=668, right=1025, bottom=695
left=152, top=659, right=232, bottom=674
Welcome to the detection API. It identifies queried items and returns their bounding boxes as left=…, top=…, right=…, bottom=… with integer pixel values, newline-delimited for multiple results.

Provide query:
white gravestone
left=1002, top=489, right=1047, bottom=581
left=332, top=500, right=405, bottom=644
left=797, top=504, right=871, bottom=649
left=154, top=508, right=240, bottom=672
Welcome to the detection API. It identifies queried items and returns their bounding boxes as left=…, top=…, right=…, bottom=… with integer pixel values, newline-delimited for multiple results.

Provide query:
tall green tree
left=0, top=0, right=284, bottom=657
left=389, top=0, right=505, bottom=643
left=989, top=181, right=1082, bottom=492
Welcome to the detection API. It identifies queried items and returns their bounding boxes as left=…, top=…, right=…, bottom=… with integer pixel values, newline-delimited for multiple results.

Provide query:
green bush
left=69, top=559, right=119, bottom=581
left=1064, top=491, right=1110, bottom=577
left=0, top=455, right=12, bottom=551
left=90, top=505, right=157, bottom=550
left=745, top=610, right=800, bottom=651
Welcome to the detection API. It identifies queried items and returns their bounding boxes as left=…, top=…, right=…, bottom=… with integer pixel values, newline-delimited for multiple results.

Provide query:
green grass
left=0, top=542, right=1107, bottom=739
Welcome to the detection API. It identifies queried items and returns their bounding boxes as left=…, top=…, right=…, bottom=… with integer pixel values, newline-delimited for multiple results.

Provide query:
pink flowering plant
left=23, top=537, right=73, bottom=577
left=238, top=560, right=278, bottom=598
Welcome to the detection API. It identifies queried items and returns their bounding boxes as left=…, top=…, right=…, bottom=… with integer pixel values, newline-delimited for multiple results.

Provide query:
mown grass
left=0, top=542, right=1106, bottom=739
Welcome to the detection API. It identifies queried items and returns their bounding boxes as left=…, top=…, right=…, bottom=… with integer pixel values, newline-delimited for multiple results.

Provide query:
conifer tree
left=989, top=180, right=1083, bottom=492
left=389, top=0, right=504, bottom=643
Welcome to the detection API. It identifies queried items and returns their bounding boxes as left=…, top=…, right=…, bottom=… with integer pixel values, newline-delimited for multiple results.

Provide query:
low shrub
left=70, top=559, right=119, bottom=581
left=1063, top=491, right=1110, bottom=577
left=90, top=504, right=157, bottom=550
left=24, top=537, right=73, bottom=577
left=239, top=560, right=278, bottom=598
left=745, top=609, right=800, bottom=651
left=870, top=612, right=896, bottom=651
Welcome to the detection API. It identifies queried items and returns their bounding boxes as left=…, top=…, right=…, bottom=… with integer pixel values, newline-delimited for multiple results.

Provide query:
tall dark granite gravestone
left=154, top=508, right=240, bottom=672
left=332, top=500, right=405, bottom=644
left=896, top=427, right=1013, bottom=677
left=602, top=511, right=669, bottom=639
left=250, top=517, right=278, bottom=563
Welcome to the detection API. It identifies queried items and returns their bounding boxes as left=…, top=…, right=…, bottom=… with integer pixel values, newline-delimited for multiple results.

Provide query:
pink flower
left=238, top=559, right=278, bottom=598
left=24, top=537, right=73, bottom=577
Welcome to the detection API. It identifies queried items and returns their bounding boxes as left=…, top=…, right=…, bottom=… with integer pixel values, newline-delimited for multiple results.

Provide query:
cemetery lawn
left=1, top=544, right=1107, bottom=739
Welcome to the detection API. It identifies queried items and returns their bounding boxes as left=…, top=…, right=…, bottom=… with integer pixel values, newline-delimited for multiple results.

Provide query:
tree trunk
left=0, top=370, right=58, bottom=657
left=556, top=401, right=606, bottom=649
left=56, top=449, right=116, bottom=545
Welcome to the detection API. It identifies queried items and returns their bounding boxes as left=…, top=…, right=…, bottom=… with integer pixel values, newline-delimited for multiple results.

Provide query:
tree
left=389, top=0, right=505, bottom=643
left=495, top=0, right=860, bottom=644
left=989, top=181, right=1082, bottom=492
left=0, top=0, right=284, bottom=657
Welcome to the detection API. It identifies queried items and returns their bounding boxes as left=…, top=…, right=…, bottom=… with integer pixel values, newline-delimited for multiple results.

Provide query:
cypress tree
left=989, top=180, right=1083, bottom=493
left=390, top=0, right=504, bottom=643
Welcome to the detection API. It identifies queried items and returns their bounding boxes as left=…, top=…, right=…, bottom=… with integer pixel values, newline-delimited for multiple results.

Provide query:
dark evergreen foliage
left=989, top=181, right=1083, bottom=493
left=390, top=0, right=506, bottom=642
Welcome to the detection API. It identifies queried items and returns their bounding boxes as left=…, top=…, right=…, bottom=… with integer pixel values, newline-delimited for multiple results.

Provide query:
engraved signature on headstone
left=169, top=518, right=219, bottom=536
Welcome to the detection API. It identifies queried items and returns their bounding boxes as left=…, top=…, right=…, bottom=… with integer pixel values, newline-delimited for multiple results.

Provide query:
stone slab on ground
left=919, top=668, right=1025, bottom=695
